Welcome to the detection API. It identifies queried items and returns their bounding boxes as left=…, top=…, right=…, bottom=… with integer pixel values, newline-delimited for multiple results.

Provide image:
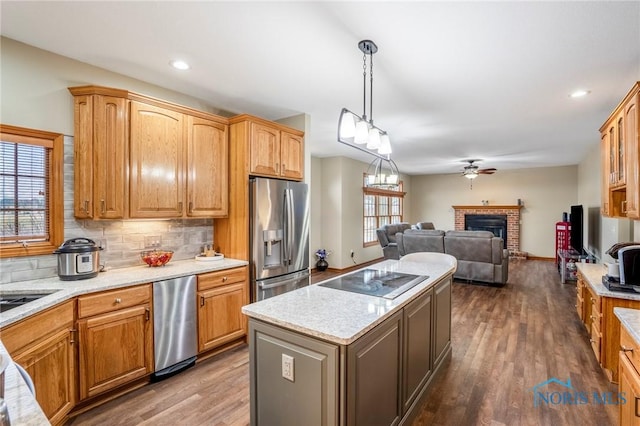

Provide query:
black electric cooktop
left=318, top=268, right=428, bottom=299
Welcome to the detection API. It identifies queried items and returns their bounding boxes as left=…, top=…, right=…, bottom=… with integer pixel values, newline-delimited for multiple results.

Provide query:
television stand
left=557, top=248, right=587, bottom=284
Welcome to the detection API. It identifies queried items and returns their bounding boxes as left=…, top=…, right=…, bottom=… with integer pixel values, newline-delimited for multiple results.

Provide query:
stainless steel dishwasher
left=152, top=275, right=197, bottom=380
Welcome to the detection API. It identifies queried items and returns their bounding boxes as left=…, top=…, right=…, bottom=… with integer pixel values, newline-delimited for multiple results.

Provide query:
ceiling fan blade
left=478, top=168, right=496, bottom=174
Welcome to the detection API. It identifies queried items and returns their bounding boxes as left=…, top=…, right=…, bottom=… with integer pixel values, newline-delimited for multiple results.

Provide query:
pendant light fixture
left=338, top=40, right=392, bottom=160
left=365, top=157, right=400, bottom=190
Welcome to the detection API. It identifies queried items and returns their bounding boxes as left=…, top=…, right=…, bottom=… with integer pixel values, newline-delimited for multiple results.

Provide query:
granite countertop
left=0, top=257, right=248, bottom=328
left=242, top=254, right=457, bottom=345
left=615, top=307, right=640, bottom=345
left=576, top=262, right=640, bottom=301
left=1, top=340, right=49, bottom=425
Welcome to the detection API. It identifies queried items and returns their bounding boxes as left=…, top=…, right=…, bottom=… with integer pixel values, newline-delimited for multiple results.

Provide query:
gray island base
left=242, top=253, right=457, bottom=426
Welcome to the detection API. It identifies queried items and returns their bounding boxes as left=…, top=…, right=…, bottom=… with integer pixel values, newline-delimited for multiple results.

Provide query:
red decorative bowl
left=140, top=250, right=173, bottom=267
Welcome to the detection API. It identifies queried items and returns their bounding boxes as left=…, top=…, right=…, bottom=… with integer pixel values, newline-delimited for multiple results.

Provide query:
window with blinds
left=0, top=125, right=63, bottom=258
left=1, top=141, right=50, bottom=243
left=363, top=178, right=405, bottom=246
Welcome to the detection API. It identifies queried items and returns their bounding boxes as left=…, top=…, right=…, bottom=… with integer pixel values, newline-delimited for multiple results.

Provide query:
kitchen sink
left=0, top=293, right=56, bottom=313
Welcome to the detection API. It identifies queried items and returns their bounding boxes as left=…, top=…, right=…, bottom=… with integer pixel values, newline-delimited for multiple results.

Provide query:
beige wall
left=1, top=37, right=231, bottom=136
left=310, top=156, right=411, bottom=269
left=409, top=166, right=577, bottom=258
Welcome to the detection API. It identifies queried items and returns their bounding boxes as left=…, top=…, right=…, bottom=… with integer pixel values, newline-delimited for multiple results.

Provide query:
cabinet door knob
left=621, top=345, right=634, bottom=353
left=222, top=276, right=228, bottom=282
left=115, top=298, right=122, bottom=304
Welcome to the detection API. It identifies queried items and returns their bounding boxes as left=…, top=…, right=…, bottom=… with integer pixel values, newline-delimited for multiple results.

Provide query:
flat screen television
left=570, top=205, right=583, bottom=254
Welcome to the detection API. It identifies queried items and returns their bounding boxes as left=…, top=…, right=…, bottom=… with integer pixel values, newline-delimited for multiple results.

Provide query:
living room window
left=363, top=178, right=404, bottom=246
left=0, top=124, right=64, bottom=258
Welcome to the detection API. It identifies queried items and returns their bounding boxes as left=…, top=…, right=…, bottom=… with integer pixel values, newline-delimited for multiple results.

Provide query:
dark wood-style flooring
left=69, top=260, right=618, bottom=426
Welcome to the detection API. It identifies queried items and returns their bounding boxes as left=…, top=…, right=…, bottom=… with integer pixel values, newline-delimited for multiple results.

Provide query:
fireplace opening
left=465, top=214, right=507, bottom=249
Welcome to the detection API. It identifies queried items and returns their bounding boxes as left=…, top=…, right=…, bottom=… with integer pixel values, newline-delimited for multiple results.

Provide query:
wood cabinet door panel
left=198, top=282, right=247, bottom=353
left=129, top=101, right=184, bottom=218
left=13, top=328, right=76, bottom=425
left=187, top=116, right=228, bottom=217
left=249, top=122, right=280, bottom=176
left=73, top=95, right=94, bottom=218
left=78, top=305, right=153, bottom=399
left=93, top=95, right=127, bottom=219
left=619, top=352, right=640, bottom=426
left=347, top=311, right=402, bottom=426
left=625, top=97, right=639, bottom=218
left=280, top=131, right=304, bottom=180
left=402, top=289, right=432, bottom=413
left=433, top=278, right=452, bottom=367
left=198, top=283, right=247, bottom=351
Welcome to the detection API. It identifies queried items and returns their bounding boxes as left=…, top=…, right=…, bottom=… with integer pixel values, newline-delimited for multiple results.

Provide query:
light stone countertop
left=242, top=254, right=457, bottom=345
left=577, top=262, right=640, bottom=301
left=1, top=340, right=49, bottom=425
left=615, top=307, right=640, bottom=346
left=0, top=257, right=248, bottom=328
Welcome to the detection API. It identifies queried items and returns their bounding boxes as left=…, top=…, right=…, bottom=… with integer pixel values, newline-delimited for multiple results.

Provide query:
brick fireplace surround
left=452, top=205, right=523, bottom=253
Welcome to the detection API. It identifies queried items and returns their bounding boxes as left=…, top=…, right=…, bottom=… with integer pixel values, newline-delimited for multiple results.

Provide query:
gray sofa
left=376, top=222, right=412, bottom=260
left=396, top=229, right=509, bottom=284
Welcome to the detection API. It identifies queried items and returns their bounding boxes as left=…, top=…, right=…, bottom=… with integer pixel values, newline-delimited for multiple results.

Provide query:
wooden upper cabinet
left=249, top=122, right=281, bottom=176
left=601, top=131, right=611, bottom=216
left=625, top=92, right=639, bottom=219
left=280, top=131, right=304, bottom=180
left=71, top=93, right=127, bottom=219
left=94, top=96, right=128, bottom=219
left=240, top=116, right=304, bottom=181
left=600, top=82, right=639, bottom=218
left=187, top=116, right=229, bottom=217
left=73, top=94, right=93, bottom=219
left=129, top=101, right=185, bottom=218
left=69, top=85, right=229, bottom=219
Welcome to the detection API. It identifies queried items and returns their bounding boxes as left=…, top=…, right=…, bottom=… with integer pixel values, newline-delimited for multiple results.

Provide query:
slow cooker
left=54, top=238, right=103, bottom=280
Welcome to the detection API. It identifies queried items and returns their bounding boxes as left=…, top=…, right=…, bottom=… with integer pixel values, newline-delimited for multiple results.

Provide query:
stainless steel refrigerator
left=250, top=177, right=310, bottom=301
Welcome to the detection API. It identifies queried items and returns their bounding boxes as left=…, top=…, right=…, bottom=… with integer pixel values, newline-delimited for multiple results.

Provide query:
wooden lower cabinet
left=2, top=300, right=76, bottom=426
left=433, top=277, right=452, bottom=367
left=77, top=284, right=153, bottom=400
left=619, top=325, right=640, bottom=425
left=619, top=353, right=640, bottom=425
left=197, top=266, right=249, bottom=353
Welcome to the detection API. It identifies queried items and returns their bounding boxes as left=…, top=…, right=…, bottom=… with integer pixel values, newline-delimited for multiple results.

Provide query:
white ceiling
left=2, top=1, right=639, bottom=175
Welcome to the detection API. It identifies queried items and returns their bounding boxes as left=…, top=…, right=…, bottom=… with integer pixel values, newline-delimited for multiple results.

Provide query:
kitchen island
left=242, top=253, right=457, bottom=426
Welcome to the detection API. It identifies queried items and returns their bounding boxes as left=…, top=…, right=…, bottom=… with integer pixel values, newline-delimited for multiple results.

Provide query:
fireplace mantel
left=452, top=205, right=522, bottom=210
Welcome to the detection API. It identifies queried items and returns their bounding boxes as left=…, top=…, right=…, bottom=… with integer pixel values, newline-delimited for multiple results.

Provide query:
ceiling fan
left=461, top=160, right=496, bottom=189
left=461, top=159, right=496, bottom=179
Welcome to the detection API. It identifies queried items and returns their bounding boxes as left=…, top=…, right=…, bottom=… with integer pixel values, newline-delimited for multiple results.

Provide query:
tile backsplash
left=0, top=135, right=215, bottom=285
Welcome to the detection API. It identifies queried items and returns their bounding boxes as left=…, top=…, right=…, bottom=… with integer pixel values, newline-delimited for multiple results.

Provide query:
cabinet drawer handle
left=282, top=163, right=286, bottom=172
left=200, top=296, right=205, bottom=307
left=100, top=199, right=105, bottom=214
left=621, top=345, right=634, bottom=353
left=145, top=308, right=150, bottom=321
left=178, top=201, right=183, bottom=214
left=590, top=339, right=596, bottom=344
left=636, top=396, right=640, bottom=417
left=188, top=201, right=193, bottom=214
left=69, top=328, right=77, bottom=344
left=115, top=298, right=122, bottom=304
left=83, top=200, right=89, bottom=213
left=222, top=276, right=228, bottom=282
left=276, top=163, right=279, bottom=173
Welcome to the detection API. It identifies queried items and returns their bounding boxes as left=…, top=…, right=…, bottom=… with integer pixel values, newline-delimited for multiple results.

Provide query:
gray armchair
left=376, top=222, right=412, bottom=259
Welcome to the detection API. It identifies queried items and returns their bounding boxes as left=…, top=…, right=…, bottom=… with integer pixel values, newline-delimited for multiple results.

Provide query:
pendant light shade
left=337, top=40, right=393, bottom=160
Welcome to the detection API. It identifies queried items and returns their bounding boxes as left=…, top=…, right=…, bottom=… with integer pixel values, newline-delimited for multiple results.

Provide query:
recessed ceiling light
left=170, top=60, right=190, bottom=70
left=569, top=89, right=590, bottom=98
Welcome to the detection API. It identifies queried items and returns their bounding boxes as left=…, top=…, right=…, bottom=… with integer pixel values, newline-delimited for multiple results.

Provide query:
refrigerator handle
left=287, top=188, right=295, bottom=265
left=283, top=189, right=290, bottom=265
